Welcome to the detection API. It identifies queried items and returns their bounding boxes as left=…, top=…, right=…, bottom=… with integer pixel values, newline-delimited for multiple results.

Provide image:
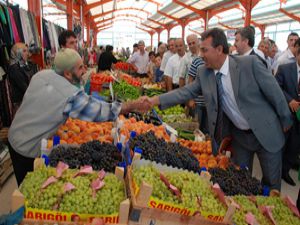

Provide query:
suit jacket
left=250, top=49, right=268, bottom=68
left=275, top=62, right=299, bottom=104
left=159, top=55, right=292, bottom=153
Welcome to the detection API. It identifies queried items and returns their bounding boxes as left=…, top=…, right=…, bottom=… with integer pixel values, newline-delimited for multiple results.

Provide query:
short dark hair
left=155, top=53, right=161, bottom=58
left=106, top=45, right=113, bottom=52
left=133, top=43, right=138, bottom=48
left=288, top=32, right=299, bottom=40
left=201, top=28, right=229, bottom=54
left=235, top=27, right=255, bottom=47
left=294, top=38, right=300, bottom=48
left=58, top=30, right=76, bottom=48
left=149, top=51, right=155, bottom=57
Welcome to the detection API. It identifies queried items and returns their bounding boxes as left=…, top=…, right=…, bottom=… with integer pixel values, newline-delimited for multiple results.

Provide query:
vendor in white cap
left=8, top=48, right=151, bottom=186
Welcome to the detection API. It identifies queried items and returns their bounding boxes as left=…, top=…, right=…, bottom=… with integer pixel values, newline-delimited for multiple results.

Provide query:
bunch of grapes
left=256, top=196, right=300, bottom=224
left=49, top=141, right=122, bottom=172
left=209, top=165, right=262, bottom=196
left=21, top=167, right=125, bottom=215
left=130, top=132, right=200, bottom=172
left=232, top=195, right=271, bottom=225
left=132, top=165, right=226, bottom=216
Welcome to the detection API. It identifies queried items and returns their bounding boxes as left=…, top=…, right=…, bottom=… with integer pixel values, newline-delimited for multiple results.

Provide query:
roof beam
left=136, top=26, right=154, bottom=35
left=95, top=16, right=115, bottom=25
left=188, top=28, right=202, bottom=36
left=92, top=7, right=151, bottom=21
left=98, top=25, right=113, bottom=33
left=97, top=21, right=113, bottom=29
left=96, top=14, right=142, bottom=26
left=157, top=10, right=181, bottom=23
left=279, top=4, right=300, bottom=22
left=218, top=21, right=238, bottom=30
left=172, top=0, right=206, bottom=18
left=84, top=0, right=112, bottom=14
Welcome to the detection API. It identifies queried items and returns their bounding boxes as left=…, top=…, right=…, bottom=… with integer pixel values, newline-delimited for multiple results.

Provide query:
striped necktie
left=214, top=72, right=225, bottom=144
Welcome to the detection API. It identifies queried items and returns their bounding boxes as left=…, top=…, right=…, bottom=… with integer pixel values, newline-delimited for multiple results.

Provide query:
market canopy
left=48, top=0, right=300, bottom=36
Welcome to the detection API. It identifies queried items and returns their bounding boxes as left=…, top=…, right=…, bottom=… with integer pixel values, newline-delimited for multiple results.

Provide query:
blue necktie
left=214, top=72, right=225, bottom=144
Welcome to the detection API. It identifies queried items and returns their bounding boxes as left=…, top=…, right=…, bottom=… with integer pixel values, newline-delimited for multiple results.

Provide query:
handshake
left=121, top=96, right=159, bottom=114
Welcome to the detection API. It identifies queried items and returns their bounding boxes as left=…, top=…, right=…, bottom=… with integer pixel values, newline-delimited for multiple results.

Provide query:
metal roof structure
left=47, top=0, right=300, bottom=38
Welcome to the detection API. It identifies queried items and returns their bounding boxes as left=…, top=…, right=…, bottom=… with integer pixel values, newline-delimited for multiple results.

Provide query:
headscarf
left=10, top=42, right=28, bottom=66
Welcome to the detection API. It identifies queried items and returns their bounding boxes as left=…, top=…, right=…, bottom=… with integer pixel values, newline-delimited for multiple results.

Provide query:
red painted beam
left=279, top=7, right=300, bottom=22
left=157, top=10, right=181, bottom=23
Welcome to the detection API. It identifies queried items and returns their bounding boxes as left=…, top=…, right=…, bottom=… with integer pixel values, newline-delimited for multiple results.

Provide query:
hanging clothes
left=8, top=7, right=20, bottom=43
left=19, top=9, right=34, bottom=47
left=10, top=4, right=24, bottom=42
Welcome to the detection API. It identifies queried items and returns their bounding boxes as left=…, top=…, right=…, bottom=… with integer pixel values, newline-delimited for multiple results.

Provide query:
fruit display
left=119, top=73, right=141, bottom=87
left=154, top=105, right=185, bottom=116
left=129, top=131, right=200, bottom=172
left=162, top=114, right=193, bottom=123
left=49, top=141, right=122, bottom=172
left=209, top=165, right=263, bottom=196
left=132, top=165, right=227, bottom=216
left=101, top=80, right=141, bottom=101
left=177, top=139, right=212, bottom=154
left=143, top=88, right=165, bottom=97
left=125, top=111, right=162, bottom=126
left=114, top=62, right=136, bottom=73
left=20, top=166, right=125, bottom=215
left=255, top=196, right=300, bottom=224
left=143, top=83, right=163, bottom=90
left=231, top=195, right=271, bottom=225
left=91, top=71, right=114, bottom=84
left=56, top=118, right=113, bottom=145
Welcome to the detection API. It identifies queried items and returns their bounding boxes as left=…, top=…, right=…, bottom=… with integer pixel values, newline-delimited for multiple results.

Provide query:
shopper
left=8, top=48, right=151, bottom=186
left=127, top=40, right=149, bottom=77
left=234, top=27, right=268, bottom=68
left=142, top=28, right=292, bottom=191
left=154, top=54, right=164, bottom=82
left=8, top=43, right=38, bottom=116
left=275, top=47, right=300, bottom=186
left=164, top=38, right=186, bottom=91
left=147, top=51, right=156, bottom=81
left=274, top=32, right=299, bottom=74
left=160, top=38, right=176, bottom=72
left=58, top=30, right=78, bottom=50
left=157, top=42, right=167, bottom=59
left=179, top=34, right=200, bottom=87
left=97, top=45, right=118, bottom=72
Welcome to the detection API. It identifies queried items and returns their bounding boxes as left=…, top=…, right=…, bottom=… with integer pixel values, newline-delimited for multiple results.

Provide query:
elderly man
left=160, top=38, right=176, bottom=72
left=127, top=40, right=149, bottom=77
left=8, top=48, right=149, bottom=186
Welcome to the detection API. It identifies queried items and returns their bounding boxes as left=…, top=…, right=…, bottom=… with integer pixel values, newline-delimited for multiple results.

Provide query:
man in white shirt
left=274, top=32, right=299, bottom=74
left=164, top=38, right=186, bottom=91
left=178, top=34, right=200, bottom=87
left=127, top=40, right=149, bottom=77
left=160, top=38, right=176, bottom=72
left=234, top=27, right=268, bottom=68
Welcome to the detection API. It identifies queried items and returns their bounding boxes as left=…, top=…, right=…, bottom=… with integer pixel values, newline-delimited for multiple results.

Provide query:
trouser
left=196, top=104, right=209, bottom=135
left=8, top=142, right=34, bottom=186
left=231, top=125, right=282, bottom=191
left=282, top=118, right=300, bottom=173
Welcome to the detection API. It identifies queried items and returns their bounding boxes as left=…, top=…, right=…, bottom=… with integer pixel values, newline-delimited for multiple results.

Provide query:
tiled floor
left=0, top=156, right=299, bottom=216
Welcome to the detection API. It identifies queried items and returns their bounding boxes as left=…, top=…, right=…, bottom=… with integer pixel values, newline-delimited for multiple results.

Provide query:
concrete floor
left=0, top=156, right=299, bottom=216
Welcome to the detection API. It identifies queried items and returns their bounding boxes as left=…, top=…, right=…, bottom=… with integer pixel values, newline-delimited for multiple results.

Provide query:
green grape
left=132, top=166, right=226, bottom=217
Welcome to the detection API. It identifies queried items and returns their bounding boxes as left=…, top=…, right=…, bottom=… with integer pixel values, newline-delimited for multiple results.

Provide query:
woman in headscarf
left=8, top=42, right=38, bottom=115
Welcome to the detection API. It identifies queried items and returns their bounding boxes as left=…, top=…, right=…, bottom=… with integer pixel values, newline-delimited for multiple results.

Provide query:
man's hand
left=288, top=99, right=300, bottom=112
left=187, top=99, right=195, bottom=109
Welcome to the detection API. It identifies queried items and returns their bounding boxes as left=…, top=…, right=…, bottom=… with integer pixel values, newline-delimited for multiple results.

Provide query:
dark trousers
left=231, top=125, right=282, bottom=191
left=8, top=142, right=34, bottom=186
left=283, top=118, right=300, bottom=173
left=196, top=105, right=209, bottom=135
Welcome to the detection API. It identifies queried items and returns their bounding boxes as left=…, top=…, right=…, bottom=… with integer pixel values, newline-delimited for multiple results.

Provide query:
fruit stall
left=10, top=109, right=300, bottom=225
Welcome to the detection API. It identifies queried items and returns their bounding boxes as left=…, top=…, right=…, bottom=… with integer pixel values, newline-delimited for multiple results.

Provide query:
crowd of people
left=6, top=27, right=300, bottom=195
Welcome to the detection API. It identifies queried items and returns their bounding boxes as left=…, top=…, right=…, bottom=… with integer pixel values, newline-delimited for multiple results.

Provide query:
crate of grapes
left=13, top=161, right=130, bottom=224
left=126, top=159, right=235, bottom=225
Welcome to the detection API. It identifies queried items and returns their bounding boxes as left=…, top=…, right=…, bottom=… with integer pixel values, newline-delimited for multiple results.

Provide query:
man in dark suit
left=276, top=47, right=300, bottom=186
left=234, top=27, right=268, bottom=68
left=144, top=28, right=292, bottom=190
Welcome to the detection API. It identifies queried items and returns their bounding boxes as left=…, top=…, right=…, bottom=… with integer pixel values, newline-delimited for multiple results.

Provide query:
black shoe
left=282, top=172, right=296, bottom=186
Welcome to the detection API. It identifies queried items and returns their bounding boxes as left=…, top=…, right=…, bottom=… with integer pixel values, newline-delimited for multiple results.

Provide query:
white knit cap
left=54, top=48, right=81, bottom=74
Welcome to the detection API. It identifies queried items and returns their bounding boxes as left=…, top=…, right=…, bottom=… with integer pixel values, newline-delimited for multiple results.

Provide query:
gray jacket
left=8, top=70, right=78, bottom=158
left=160, top=55, right=292, bottom=153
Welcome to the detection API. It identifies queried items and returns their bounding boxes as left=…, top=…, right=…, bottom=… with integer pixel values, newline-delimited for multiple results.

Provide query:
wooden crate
left=126, top=166, right=235, bottom=225
left=0, top=153, right=13, bottom=190
left=20, top=219, right=127, bottom=225
left=0, top=127, right=9, bottom=143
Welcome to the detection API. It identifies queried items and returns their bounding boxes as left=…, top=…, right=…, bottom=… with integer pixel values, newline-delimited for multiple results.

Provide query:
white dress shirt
left=127, top=50, right=149, bottom=74
left=274, top=48, right=296, bottom=74
left=297, top=63, right=300, bottom=84
left=160, top=50, right=174, bottom=72
left=214, top=56, right=250, bottom=130
left=164, top=53, right=185, bottom=85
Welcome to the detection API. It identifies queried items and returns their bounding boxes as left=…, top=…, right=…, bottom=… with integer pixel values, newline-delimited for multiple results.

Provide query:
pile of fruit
left=49, top=141, right=122, bottom=172
left=129, top=131, right=200, bottom=172
left=125, top=111, right=162, bottom=126
left=114, top=62, right=136, bottom=73
left=143, top=88, right=165, bottom=97
left=20, top=166, right=125, bottom=215
left=119, top=73, right=141, bottom=87
left=231, top=195, right=300, bottom=225
left=56, top=118, right=113, bottom=145
left=209, top=165, right=263, bottom=196
left=132, top=165, right=227, bottom=216
left=154, top=105, right=185, bottom=116
left=143, top=83, right=163, bottom=90
left=91, top=72, right=114, bottom=84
